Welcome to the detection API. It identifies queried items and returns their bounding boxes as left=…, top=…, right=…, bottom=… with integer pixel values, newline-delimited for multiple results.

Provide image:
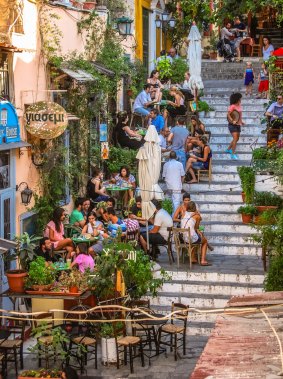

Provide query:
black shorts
left=141, top=232, right=167, bottom=245
left=228, top=123, right=241, bottom=134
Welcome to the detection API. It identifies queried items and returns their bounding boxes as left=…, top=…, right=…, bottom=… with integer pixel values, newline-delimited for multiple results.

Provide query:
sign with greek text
left=24, top=102, right=68, bottom=139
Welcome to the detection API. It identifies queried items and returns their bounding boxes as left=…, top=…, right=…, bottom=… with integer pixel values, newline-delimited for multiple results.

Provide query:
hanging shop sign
left=99, top=123, right=108, bottom=142
left=101, top=142, right=109, bottom=160
left=24, top=102, right=68, bottom=139
left=0, top=101, right=21, bottom=144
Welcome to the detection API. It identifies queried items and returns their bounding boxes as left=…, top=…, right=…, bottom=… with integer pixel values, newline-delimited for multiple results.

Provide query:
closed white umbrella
left=136, top=125, right=164, bottom=249
left=187, top=22, right=204, bottom=94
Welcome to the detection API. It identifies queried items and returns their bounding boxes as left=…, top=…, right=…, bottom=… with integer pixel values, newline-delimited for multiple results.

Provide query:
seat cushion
left=117, top=336, right=140, bottom=346
left=72, top=336, right=96, bottom=346
left=1, top=339, right=23, bottom=348
left=161, top=324, right=185, bottom=334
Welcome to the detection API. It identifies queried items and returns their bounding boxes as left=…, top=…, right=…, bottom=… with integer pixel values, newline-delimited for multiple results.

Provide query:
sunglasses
left=277, top=97, right=282, bottom=100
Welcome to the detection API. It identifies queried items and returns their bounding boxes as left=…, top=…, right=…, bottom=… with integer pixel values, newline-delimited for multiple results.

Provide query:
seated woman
left=190, top=115, right=205, bottom=136
left=44, top=207, right=74, bottom=258
left=114, top=166, right=136, bottom=206
left=163, top=86, right=187, bottom=125
left=82, top=212, right=108, bottom=255
left=185, top=136, right=212, bottom=184
left=147, top=70, right=163, bottom=102
left=71, top=243, right=95, bottom=273
left=173, top=192, right=192, bottom=223
left=116, top=111, right=144, bottom=150
left=185, top=128, right=205, bottom=156
left=179, top=201, right=210, bottom=266
left=86, top=167, right=109, bottom=203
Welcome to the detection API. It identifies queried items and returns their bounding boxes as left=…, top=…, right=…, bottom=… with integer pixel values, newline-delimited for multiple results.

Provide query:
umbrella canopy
left=187, top=22, right=204, bottom=92
left=136, top=125, right=164, bottom=220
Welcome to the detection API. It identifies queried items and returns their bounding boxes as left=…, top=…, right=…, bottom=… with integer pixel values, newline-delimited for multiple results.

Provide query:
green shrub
left=252, top=147, right=268, bottom=160
left=170, top=58, right=189, bottom=84
left=197, top=100, right=210, bottom=113
left=237, top=205, right=258, bottom=215
left=264, top=254, right=283, bottom=291
left=254, top=191, right=283, bottom=208
left=105, top=147, right=137, bottom=174
left=237, top=166, right=255, bottom=204
left=162, top=198, right=173, bottom=215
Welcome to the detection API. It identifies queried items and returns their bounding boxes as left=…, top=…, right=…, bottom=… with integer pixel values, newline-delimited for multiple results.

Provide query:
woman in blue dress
left=244, top=62, right=254, bottom=96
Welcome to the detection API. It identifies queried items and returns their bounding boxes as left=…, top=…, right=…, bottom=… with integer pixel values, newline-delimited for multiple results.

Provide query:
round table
left=72, top=236, right=100, bottom=247
left=105, top=186, right=132, bottom=210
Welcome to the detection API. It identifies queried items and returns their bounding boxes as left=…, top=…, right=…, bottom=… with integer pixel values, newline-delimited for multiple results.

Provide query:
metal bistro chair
left=129, top=99, right=146, bottom=128
left=172, top=227, right=201, bottom=269
left=158, top=302, right=189, bottom=361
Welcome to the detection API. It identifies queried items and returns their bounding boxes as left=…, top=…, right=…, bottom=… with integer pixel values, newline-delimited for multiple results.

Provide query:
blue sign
left=0, top=101, right=21, bottom=144
left=99, top=123, right=108, bottom=142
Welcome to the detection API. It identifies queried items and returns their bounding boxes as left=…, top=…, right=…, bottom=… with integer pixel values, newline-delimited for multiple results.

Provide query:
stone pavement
left=9, top=335, right=208, bottom=379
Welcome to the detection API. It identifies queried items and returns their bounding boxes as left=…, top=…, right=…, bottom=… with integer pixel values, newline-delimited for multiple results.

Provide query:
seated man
left=133, top=84, right=155, bottom=117
left=140, top=199, right=173, bottom=255
left=129, top=196, right=153, bottom=232
left=70, top=198, right=86, bottom=228
left=159, top=127, right=171, bottom=158
left=265, top=95, right=283, bottom=141
left=35, top=237, right=56, bottom=263
left=107, top=207, right=127, bottom=238
left=149, top=109, right=165, bottom=133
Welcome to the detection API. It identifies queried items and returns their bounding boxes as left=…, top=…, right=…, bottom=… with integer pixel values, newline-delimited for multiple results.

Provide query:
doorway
left=142, top=8, right=150, bottom=74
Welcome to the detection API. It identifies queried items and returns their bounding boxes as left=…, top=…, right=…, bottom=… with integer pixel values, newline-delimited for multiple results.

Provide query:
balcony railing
left=0, top=61, right=10, bottom=100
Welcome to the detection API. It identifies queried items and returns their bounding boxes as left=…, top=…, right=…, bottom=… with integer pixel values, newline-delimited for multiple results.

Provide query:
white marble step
left=210, top=163, right=249, bottom=173
left=210, top=172, right=240, bottom=181
left=183, top=181, right=239, bottom=192
left=210, top=135, right=266, bottom=144
left=189, top=192, right=242, bottom=202
left=201, top=212, right=241, bottom=222
left=202, top=222, right=254, bottom=234
left=212, top=152, right=252, bottom=160
left=205, top=125, right=263, bottom=134
left=197, top=202, right=242, bottom=212
left=204, top=233, right=253, bottom=245
left=211, top=105, right=265, bottom=112
left=204, top=117, right=262, bottom=124
left=160, top=281, right=263, bottom=297
left=210, top=143, right=264, bottom=153
left=202, top=98, right=267, bottom=105
left=205, top=244, right=260, bottom=256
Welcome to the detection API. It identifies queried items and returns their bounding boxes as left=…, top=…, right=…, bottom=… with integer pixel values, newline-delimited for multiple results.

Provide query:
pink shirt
left=228, top=104, right=243, bottom=125
left=73, top=254, right=95, bottom=273
left=44, top=221, right=64, bottom=249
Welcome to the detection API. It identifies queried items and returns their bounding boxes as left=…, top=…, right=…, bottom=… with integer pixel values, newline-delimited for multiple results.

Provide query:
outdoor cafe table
left=0, top=289, right=93, bottom=325
left=105, top=185, right=132, bottom=210
left=72, top=235, right=100, bottom=247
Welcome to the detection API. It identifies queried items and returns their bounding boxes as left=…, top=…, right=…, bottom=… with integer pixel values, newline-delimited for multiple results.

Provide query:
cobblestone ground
left=9, top=335, right=208, bottom=379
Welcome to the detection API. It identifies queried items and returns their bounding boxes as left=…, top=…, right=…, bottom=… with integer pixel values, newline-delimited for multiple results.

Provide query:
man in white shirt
left=140, top=199, right=173, bottom=255
left=133, top=84, right=155, bottom=117
left=220, top=22, right=235, bottom=55
left=162, top=150, right=185, bottom=213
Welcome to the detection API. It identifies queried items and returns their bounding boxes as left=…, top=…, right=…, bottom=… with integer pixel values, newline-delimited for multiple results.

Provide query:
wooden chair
left=68, top=332, right=97, bottom=373
left=129, top=99, right=146, bottom=128
left=196, top=158, right=212, bottom=183
left=0, top=317, right=26, bottom=376
left=126, top=229, right=140, bottom=243
left=172, top=227, right=201, bottom=269
left=150, top=227, right=174, bottom=264
left=158, top=302, right=189, bottom=361
left=251, top=44, right=261, bottom=57
left=113, top=321, right=144, bottom=374
left=32, top=312, right=55, bottom=368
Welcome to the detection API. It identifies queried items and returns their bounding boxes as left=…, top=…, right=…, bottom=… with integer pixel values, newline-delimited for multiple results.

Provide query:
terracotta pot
left=241, top=214, right=253, bottom=224
left=127, top=89, right=134, bottom=97
left=83, top=1, right=96, bottom=9
left=241, top=192, right=246, bottom=203
left=32, top=284, right=52, bottom=291
left=6, top=270, right=27, bottom=293
left=69, top=286, right=79, bottom=293
left=255, top=205, right=278, bottom=213
left=209, top=52, right=217, bottom=60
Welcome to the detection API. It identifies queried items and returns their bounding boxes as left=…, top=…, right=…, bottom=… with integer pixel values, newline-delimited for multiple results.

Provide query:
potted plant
left=254, top=209, right=278, bottom=225
left=100, top=322, right=123, bottom=364
left=19, top=369, right=62, bottom=379
left=197, top=100, right=210, bottom=118
left=155, top=57, right=173, bottom=83
left=237, top=205, right=258, bottom=224
left=83, top=0, right=96, bottom=10
left=254, top=191, right=283, bottom=213
left=208, top=105, right=216, bottom=118
left=170, top=58, right=189, bottom=84
left=237, top=166, right=255, bottom=204
left=25, top=256, right=56, bottom=291
left=5, top=233, right=40, bottom=293
left=59, top=268, right=89, bottom=293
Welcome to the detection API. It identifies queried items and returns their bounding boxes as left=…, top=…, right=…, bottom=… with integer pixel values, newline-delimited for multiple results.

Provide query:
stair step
left=210, top=142, right=265, bottom=152
left=209, top=105, right=266, bottom=111
left=183, top=181, right=238, bottom=191
left=202, top=98, right=267, bottom=105
left=210, top=134, right=266, bottom=144
left=203, top=232, right=254, bottom=245
left=189, top=191, right=242, bottom=202
left=212, top=152, right=252, bottom=160
left=201, top=222, right=255, bottom=234
left=204, top=117, right=262, bottom=124
left=196, top=201, right=242, bottom=212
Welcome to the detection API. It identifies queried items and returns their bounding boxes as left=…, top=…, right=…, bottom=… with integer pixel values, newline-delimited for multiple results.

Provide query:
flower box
left=19, top=369, right=62, bottom=378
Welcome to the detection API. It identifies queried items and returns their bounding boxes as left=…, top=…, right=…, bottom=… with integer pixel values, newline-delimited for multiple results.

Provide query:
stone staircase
left=202, top=61, right=262, bottom=80
left=256, top=27, right=283, bottom=50
left=152, top=79, right=266, bottom=337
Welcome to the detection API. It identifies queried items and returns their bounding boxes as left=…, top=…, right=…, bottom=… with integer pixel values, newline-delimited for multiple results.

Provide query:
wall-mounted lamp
left=16, top=182, right=33, bottom=205
left=116, top=17, right=133, bottom=36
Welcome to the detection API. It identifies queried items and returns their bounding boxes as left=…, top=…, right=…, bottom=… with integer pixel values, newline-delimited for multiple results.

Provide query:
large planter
left=83, top=1, right=96, bottom=10
left=241, top=214, right=253, bottom=224
left=255, top=206, right=278, bottom=213
left=6, top=270, right=27, bottom=293
left=210, top=52, right=217, bottom=60
left=32, top=284, right=52, bottom=292
left=101, top=337, right=118, bottom=364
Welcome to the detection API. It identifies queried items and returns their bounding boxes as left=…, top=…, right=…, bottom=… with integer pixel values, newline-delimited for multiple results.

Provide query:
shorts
left=228, top=123, right=241, bottom=134
left=192, top=161, right=205, bottom=169
left=234, top=37, right=243, bottom=49
left=258, top=80, right=269, bottom=92
left=192, top=232, right=202, bottom=244
left=134, top=107, right=150, bottom=116
left=141, top=232, right=167, bottom=245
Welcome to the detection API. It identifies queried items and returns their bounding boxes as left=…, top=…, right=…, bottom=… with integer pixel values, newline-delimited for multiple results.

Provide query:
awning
left=59, top=68, right=96, bottom=82
left=0, top=42, right=23, bottom=53
left=0, top=238, right=17, bottom=254
left=91, top=62, right=115, bottom=77
left=0, top=141, right=31, bottom=151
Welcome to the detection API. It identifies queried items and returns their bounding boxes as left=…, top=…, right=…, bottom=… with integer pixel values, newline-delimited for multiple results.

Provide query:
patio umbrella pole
left=146, top=220, right=150, bottom=252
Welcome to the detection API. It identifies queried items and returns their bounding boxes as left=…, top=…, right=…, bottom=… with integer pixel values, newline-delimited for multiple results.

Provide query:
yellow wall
left=135, top=0, right=151, bottom=60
